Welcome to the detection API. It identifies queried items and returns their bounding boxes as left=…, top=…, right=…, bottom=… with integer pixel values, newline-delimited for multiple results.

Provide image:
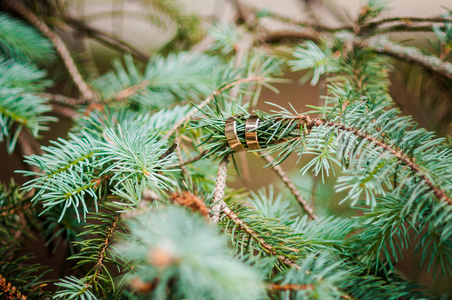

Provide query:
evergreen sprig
left=0, top=12, right=54, bottom=63
left=117, top=206, right=265, bottom=300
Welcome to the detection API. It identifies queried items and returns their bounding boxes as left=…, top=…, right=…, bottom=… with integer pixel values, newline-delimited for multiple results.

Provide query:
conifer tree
left=1, top=0, right=452, bottom=299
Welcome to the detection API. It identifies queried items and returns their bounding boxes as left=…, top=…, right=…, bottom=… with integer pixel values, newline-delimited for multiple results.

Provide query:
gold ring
left=225, top=117, right=246, bottom=152
left=245, top=115, right=261, bottom=150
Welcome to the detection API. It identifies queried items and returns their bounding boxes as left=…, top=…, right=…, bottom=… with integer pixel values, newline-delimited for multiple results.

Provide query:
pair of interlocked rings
left=225, top=115, right=261, bottom=152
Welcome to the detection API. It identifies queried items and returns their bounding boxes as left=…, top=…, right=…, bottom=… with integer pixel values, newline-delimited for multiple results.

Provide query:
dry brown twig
left=261, top=152, right=318, bottom=220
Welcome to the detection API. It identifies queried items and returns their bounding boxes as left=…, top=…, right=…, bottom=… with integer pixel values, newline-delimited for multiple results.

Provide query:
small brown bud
left=148, top=247, right=174, bottom=269
left=130, top=278, right=155, bottom=294
left=170, top=191, right=209, bottom=219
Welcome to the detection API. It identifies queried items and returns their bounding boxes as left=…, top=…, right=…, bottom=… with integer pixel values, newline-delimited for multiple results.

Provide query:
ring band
left=225, top=117, right=246, bottom=152
left=245, top=115, right=261, bottom=150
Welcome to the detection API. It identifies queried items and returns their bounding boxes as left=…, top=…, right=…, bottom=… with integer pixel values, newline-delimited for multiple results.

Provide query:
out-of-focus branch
left=64, top=17, right=149, bottom=62
left=15, top=130, right=42, bottom=174
left=37, top=93, right=82, bottom=106
left=51, top=104, right=79, bottom=119
left=357, top=37, right=452, bottom=81
left=5, top=0, right=97, bottom=101
left=261, top=29, right=319, bottom=44
left=262, top=27, right=452, bottom=82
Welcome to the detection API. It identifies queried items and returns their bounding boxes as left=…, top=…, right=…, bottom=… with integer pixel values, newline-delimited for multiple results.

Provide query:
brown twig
left=373, top=24, right=447, bottom=34
left=37, top=93, right=83, bottom=106
left=180, top=151, right=207, bottom=166
left=229, top=0, right=256, bottom=27
left=261, top=29, right=319, bottom=44
left=5, top=1, right=96, bottom=101
left=258, top=9, right=352, bottom=33
left=356, top=37, right=452, bottom=81
left=64, top=17, right=149, bottom=62
left=114, top=80, right=150, bottom=102
left=267, top=283, right=313, bottom=291
left=261, top=152, right=318, bottom=220
left=51, top=104, right=79, bottom=119
left=300, top=117, right=452, bottom=206
left=91, top=213, right=121, bottom=286
left=222, top=205, right=300, bottom=269
left=14, top=130, right=42, bottom=174
left=262, top=28, right=452, bottom=82
left=368, top=16, right=451, bottom=27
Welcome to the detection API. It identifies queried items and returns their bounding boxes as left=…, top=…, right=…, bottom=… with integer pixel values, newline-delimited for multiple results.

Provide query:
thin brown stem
left=356, top=37, right=452, bottom=81
left=267, top=283, right=313, bottom=291
left=91, top=213, right=121, bottom=286
left=262, top=28, right=452, bottom=82
left=6, top=1, right=96, bottom=101
left=373, top=24, right=447, bottom=34
left=14, top=130, right=42, bottom=175
left=114, top=80, right=150, bottom=102
left=262, top=29, right=319, bottom=44
left=301, top=117, right=452, bottom=206
left=369, top=16, right=451, bottom=27
left=37, top=93, right=83, bottom=106
left=51, top=104, right=79, bottom=119
left=64, top=17, right=149, bottom=62
left=222, top=205, right=300, bottom=269
left=261, top=152, right=318, bottom=220
left=180, top=151, right=207, bottom=166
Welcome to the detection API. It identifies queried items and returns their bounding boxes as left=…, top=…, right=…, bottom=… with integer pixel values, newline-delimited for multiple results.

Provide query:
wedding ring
left=245, top=115, right=261, bottom=150
left=225, top=117, right=247, bottom=152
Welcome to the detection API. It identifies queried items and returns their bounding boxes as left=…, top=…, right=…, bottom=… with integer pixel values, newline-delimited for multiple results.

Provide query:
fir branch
left=163, top=76, right=264, bottom=139
left=0, top=13, right=54, bottom=64
left=0, top=246, right=51, bottom=299
left=315, top=119, right=452, bottom=206
left=356, top=37, right=452, bottom=81
left=264, top=27, right=452, bottom=83
left=170, top=191, right=209, bottom=219
left=261, top=152, right=318, bottom=220
left=90, top=213, right=121, bottom=292
left=118, top=206, right=264, bottom=300
left=5, top=0, right=96, bottom=101
left=222, top=205, right=300, bottom=269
